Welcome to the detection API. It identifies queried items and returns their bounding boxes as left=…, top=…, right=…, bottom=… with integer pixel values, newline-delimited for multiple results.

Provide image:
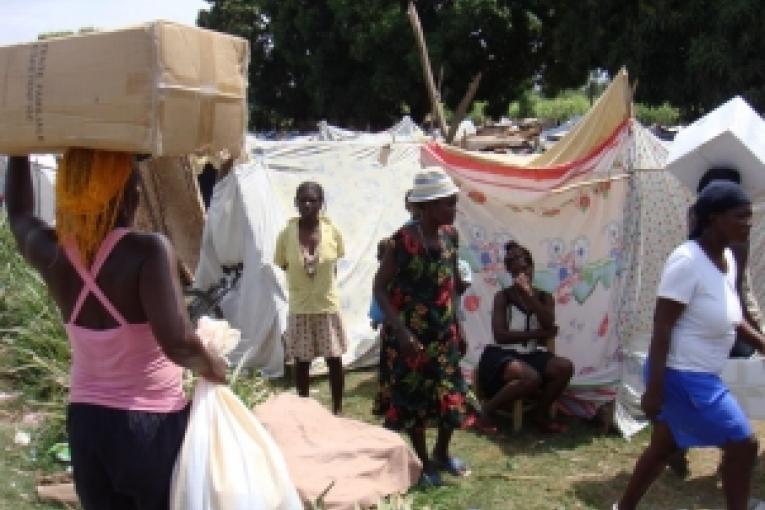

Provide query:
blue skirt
left=644, top=362, right=751, bottom=449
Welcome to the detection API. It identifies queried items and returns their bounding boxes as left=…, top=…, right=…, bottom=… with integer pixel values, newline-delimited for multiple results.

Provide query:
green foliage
left=508, top=89, right=590, bottom=122
left=539, top=0, right=765, bottom=120
left=199, top=0, right=541, bottom=129
left=511, top=90, right=535, bottom=119
left=634, top=102, right=681, bottom=126
left=0, top=216, right=69, bottom=454
left=534, top=90, right=590, bottom=122
left=196, top=0, right=765, bottom=127
left=468, top=101, right=487, bottom=125
left=230, top=367, right=272, bottom=409
left=0, top=217, right=69, bottom=406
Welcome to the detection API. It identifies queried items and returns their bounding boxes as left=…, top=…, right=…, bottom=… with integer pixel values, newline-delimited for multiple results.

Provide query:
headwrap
left=696, top=167, right=741, bottom=194
left=690, top=180, right=751, bottom=238
left=55, top=148, right=134, bottom=267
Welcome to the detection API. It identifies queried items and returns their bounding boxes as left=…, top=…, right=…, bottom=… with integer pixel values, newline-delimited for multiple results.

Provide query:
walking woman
left=616, top=180, right=765, bottom=510
left=5, top=152, right=227, bottom=510
left=274, top=181, right=347, bottom=415
left=374, top=168, right=469, bottom=487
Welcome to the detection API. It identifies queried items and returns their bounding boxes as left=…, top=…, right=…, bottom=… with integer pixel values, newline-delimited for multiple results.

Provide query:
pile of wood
left=458, top=119, right=542, bottom=153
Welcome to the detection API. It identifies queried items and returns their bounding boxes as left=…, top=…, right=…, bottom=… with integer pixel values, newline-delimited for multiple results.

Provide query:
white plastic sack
left=169, top=381, right=303, bottom=510
left=169, top=317, right=302, bottom=510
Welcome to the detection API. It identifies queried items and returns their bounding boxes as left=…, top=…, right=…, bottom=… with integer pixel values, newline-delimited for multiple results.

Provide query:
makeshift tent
left=317, top=115, right=426, bottom=143
left=197, top=73, right=765, bottom=436
left=195, top=139, right=423, bottom=376
left=422, top=70, right=636, bottom=418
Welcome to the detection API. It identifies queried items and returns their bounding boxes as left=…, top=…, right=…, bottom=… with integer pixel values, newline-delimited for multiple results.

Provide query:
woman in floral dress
left=373, top=168, right=468, bottom=487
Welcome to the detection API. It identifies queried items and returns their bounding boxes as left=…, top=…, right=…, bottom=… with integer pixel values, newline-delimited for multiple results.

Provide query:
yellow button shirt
left=274, top=216, right=345, bottom=314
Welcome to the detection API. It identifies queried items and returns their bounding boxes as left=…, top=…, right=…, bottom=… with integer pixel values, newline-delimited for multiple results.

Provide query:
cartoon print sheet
left=455, top=176, right=629, bottom=391
left=425, top=125, right=634, bottom=404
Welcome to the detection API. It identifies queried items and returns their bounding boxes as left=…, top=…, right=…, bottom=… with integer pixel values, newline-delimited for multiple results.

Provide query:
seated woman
left=477, top=241, right=574, bottom=433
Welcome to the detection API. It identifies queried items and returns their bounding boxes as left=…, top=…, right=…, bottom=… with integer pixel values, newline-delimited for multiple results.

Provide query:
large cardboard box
left=0, top=21, right=249, bottom=156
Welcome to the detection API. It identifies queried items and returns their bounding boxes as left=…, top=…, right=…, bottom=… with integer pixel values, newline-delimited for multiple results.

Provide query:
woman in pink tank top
left=5, top=153, right=227, bottom=510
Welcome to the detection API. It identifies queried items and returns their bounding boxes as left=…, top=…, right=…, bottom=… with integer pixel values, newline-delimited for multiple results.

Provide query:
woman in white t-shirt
left=616, top=181, right=765, bottom=510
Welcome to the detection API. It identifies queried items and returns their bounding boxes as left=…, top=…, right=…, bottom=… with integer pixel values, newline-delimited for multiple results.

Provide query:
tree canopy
left=198, top=0, right=765, bottom=129
left=540, top=0, right=765, bottom=119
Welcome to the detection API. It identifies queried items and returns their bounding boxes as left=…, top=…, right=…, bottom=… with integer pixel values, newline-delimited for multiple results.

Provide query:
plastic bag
left=195, top=316, right=241, bottom=357
left=169, top=317, right=302, bottom=510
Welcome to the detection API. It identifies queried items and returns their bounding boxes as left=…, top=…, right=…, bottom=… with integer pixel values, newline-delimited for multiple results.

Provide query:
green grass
left=305, top=369, right=765, bottom=510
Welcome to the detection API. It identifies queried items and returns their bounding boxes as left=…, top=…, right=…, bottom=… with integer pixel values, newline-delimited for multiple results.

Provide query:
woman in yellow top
left=274, top=181, right=347, bottom=414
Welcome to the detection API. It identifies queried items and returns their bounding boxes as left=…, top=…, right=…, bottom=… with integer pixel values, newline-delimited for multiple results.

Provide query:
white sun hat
left=666, top=96, right=765, bottom=198
left=408, top=167, right=459, bottom=203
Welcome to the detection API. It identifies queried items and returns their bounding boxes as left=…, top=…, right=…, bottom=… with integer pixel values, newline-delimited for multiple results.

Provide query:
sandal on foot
left=462, top=413, right=499, bottom=436
left=432, top=456, right=470, bottom=477
left=417, top=470, right=443, bottom=488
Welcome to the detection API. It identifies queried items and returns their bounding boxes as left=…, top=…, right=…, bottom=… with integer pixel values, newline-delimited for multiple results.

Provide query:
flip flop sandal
left=417, top=469, right=443, bottom=489
left=462, top=412, right=500, bottom=436
left=433, top=456, right=471, bottom=477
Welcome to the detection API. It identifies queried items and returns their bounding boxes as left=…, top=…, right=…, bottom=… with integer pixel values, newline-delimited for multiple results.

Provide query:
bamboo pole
left=407, top=1, right=448, bottom=137
left=446, top=72, right=482, bottom=144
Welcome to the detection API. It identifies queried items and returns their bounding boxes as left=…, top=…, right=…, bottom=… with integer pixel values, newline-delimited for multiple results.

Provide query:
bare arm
left=139, top=234, right=226, bottom=382
left=511, top=275, right=555, bottom=329
left=5, top=155, right=57, bottom=271
left=373, top=242, right=404, bottom=333
left=641, top=298, right=685, bottom=419
left=491, top=291, right=553, bottom=345
left=736, top=320, right=765, bottom=353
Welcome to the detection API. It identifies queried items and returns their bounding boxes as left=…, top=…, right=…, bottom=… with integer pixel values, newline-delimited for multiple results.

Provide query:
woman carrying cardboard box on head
left=4, top=150, right=227, bottom=510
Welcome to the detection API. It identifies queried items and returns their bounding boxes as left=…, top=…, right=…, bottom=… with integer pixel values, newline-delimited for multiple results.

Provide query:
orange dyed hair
left=55, top=149, right=134, bottom=267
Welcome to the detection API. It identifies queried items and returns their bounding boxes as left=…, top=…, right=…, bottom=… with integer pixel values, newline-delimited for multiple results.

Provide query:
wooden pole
left=407, top=1, right=448, bottom=137
left=445, top=72, right=482, bottom=144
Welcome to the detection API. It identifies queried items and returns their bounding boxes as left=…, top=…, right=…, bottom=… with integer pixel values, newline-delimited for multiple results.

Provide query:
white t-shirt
left=658, top=240, right=742, bottom=374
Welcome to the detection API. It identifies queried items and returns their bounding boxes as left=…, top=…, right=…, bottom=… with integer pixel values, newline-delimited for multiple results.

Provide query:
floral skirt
left=285, top=313, right=348, bottom=362
left=379, top=326, right=467, bottom=431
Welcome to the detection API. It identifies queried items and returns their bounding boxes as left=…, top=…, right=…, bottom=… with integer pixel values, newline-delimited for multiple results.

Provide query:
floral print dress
left=380, top=224, right=468, bottom=430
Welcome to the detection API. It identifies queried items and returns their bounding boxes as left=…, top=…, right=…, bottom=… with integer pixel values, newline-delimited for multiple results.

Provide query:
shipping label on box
left=0, top=21, right=249, bottom=157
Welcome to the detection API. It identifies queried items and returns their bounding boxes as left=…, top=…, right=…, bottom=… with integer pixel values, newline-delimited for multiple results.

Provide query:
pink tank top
left=63, top=228, right=187, bottom=412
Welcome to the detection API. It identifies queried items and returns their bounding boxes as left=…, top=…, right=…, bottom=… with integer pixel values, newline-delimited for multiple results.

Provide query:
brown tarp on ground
left=255, top=393, right=421, bottom=510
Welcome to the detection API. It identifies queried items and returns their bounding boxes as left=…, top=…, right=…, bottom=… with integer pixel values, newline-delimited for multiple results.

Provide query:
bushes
left=634, top=102, right=681, bottom=126
left=507, top=88, right=681, bottom=126
left=0, top=216, right=69, bottom=406
left=0, top=215, right=69, bottom=455
left=508, top=89, right=591, bottom=123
